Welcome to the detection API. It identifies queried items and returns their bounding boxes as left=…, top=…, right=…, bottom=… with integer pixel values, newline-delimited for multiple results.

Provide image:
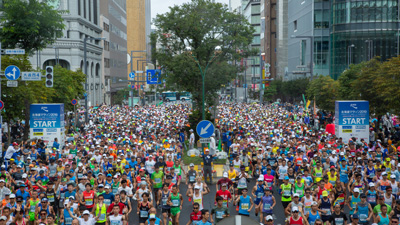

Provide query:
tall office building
left=262, top=0, right=288, bottom=79
left=330, top=0, right=399, bottom=79
left=127, top=0, right=150, bottom=99
left=288, top=0, right=399, bottom=80
left=99, top=0, right=127, bottom=104
left=242, top=0, right=262, bottom=90
left=287, top=0, right=330, bottom=80
left=30, top=0, right=104, bottom=106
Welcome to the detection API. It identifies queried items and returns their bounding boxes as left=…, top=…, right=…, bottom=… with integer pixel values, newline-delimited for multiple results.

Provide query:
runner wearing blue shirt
left=197, top=209, right=212, bottom=225
left=15, top=185, right=30, bottom=205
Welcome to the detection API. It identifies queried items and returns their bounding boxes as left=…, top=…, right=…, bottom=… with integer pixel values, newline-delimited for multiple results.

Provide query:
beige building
left=127, top=0, right=151, bottom=95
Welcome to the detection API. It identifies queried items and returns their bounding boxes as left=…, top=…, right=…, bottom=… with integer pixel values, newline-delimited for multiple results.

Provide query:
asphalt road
left=129, top=178, right=286, bottom=225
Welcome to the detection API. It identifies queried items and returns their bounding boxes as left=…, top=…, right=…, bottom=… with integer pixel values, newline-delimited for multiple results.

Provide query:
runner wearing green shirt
left=211, top=196, right=230, bottom=223
left=151, top=165, right=164, bottom=205
left=373, top=196, right=392, bottom=215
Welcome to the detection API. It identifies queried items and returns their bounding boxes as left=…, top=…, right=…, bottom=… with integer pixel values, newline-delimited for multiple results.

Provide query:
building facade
left=30, top=0, right=105, bottom=106
left=127, top=0, right=149, bottom=99
left=287, top=0, right=330, bottom=80
left=288, top=0, right=399, bottom=80
left=100, top=0, right=127, bottom=104
left=242, top=0, right=262, bottom=90
left=262, top=0, right=288, bottom=79
left=330, top=0, right=399, bottom=79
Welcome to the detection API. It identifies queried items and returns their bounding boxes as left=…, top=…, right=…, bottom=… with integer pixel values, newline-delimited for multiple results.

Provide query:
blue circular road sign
left=129, top=72, right=135, bottom=79
left=0, top=100, right=4, bottom=110
left=196, top=120, right=215, bottom=138
left=4, top=65, right=20, bottom=81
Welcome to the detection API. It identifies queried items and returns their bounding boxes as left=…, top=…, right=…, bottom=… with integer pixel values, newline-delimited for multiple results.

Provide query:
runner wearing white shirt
left=108, top=204, right=126, bottom=225
left=66, top=208, right=99, bottom=225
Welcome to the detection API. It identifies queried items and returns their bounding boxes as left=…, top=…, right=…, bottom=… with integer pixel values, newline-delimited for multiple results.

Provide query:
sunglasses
left=267, top=219, right=273, bottom=222
left=392, top=221, right=399, bottom=224
left=193, top=207, right=199, bottom=209
left=293, top=211, right=299, bottom=213
left=315, top=223, right=323, bottom=225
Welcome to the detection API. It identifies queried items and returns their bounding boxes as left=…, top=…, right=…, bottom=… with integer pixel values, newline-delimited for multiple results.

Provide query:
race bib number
left=241, top=203, right=249, bottom=210
left=216, top=211, right=224, bottom=219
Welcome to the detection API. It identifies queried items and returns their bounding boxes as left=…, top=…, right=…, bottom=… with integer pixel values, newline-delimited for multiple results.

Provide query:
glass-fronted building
left=330, top=0, right=399, bottom=79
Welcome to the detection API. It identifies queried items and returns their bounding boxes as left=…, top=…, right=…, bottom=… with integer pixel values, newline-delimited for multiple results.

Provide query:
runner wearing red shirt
left=215, top=184, right=232, bottom=208
left=187, top=203, right=202, bottom=225
left=82, top=183, right=95, bottom=210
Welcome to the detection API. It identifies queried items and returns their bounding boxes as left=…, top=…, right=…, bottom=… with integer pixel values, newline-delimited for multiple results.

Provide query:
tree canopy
left=152, top=0, right=256, bottom=110
left=0, top=0, right=65, bottom=54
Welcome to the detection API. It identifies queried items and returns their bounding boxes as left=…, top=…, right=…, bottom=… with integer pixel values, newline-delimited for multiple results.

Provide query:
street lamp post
left=185, top=46, right=222, bottom=120
left=243, top=58, right=255, bottom=103
left=84, top=37, right=106, bottom=124
left=348, top=44, right=355, bottom=68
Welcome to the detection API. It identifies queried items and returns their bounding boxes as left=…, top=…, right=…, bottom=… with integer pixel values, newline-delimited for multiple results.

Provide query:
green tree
left=306, top=75, right=339, bottom=111
left=0, top=0, right=65, bottom=54
left=374, top=56, right=400, bottom=115
left=152, top=0, right=255, bottom=111
left=337, top=62, right=365, bottom=100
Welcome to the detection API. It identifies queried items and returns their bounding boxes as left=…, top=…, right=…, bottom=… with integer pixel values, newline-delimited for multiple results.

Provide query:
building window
left=93, top=0, right=98, bottom=24
left=314, top=10, right=329, bottom=28
left=104, top=41, right=110, bottom=51
left=104, top=58, right=110, bottom=68
left=88, top=0, right=91, bottom=21
left=300, top=40, right=306, bottom=65
left=252, top=35, right=261, bottom=45
left=251, top=15, right=261, bottom=24
left=251, top=4, right=261, bottom=14
left=84, top=0, right=86, bottom=18
left=294, top=20, right=297, bottom=32
left=78, top=0, right=81, bottom=15
left=103, top=23, right=109, bottom=32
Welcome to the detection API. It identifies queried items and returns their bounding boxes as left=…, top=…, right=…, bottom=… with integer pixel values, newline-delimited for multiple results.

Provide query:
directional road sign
left=136, top=71, right=144, bottom=73
left=129, top=72, right=135, bottom=79
left=5, top=65, right=20, bottom=80
left=22, top=72, right=41, bottom=81
left=0, top=100, right=4, bottom=110
left=71, top=99, right=77, bottom=105
left=5, top=49, right=25, bottom=55
left=146, top=69, right=161, bottom=84
left=7, top=81, right=18, bottom=87
left=200, top=138, right=211, bottom=143
left=196, top=120, right=215, bottom=138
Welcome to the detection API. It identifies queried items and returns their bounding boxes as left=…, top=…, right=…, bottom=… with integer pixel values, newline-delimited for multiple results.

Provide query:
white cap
left=0, top=216, right=7, bottom=221
left=292, top=206, right=299, bottom=212
left=266, top=215, right=274, bottom=221
left=340, top=152, right=344, bottom=155
left=382, top=172, right=387, bottom=176
left=293, top=193, right=300, bottom=197
left=82, top=210, right=90, bottom=215
left=311, top=201, right=318, bottom=206
left=391, top=175, right=396, bottom=179
left=0, top=179, right=4, bottom=183
left=10, top=194, right=15, bottom=198
left=258, top=177, right=264, bottom=181
left=78, top=162, right=83, bottom=167
left=354, top=188, right=360, bottom=193
left=223, top=172, right=228, bottom=178
left=22, top=174, right=27, bottom=178
left=369, top=182, right=375, bottom=187
left=398, top=163, right=400, bottom=167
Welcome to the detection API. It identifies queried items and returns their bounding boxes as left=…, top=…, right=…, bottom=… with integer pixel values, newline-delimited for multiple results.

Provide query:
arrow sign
left=196, top=120, right=215, bottom=138
left=200, top=123, right=212, bottom=135
left=4, top=65, right=21, bottom=81
left=129, top=72, right=135, bottom=79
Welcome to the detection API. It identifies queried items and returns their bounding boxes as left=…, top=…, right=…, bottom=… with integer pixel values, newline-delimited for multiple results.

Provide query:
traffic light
left=45, top=66, right=53, bottom=88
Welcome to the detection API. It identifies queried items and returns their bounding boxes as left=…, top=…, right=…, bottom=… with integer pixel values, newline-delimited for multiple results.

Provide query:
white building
left=30, top=0, right=104, bottom=106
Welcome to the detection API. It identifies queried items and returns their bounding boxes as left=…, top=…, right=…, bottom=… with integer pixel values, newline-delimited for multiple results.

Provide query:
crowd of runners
left=0, top=102, right=398, bottom=225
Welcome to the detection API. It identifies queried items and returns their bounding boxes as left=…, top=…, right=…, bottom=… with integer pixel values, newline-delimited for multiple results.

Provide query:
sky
left=151, top=0, right=230, bottom=27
